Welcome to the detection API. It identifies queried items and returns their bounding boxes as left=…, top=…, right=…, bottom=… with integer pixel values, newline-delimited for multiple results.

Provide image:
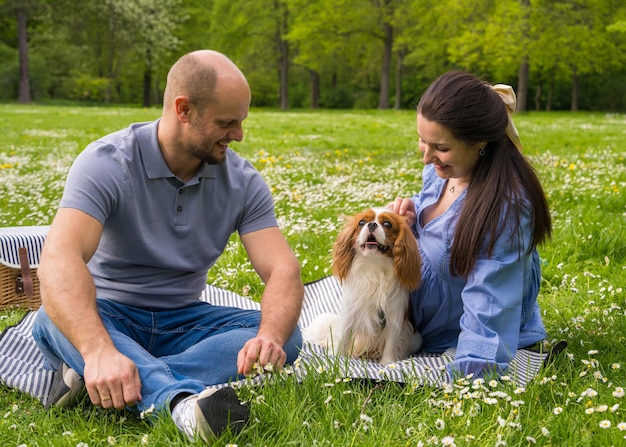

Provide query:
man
left=32, top=50, right=303, bottom=443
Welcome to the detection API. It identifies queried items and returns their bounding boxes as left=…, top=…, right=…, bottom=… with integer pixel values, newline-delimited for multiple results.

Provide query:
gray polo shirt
left=60, top=120, right=277, bottom=309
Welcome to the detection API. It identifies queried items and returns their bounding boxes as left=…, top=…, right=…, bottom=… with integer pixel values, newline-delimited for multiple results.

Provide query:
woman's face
left=417, top=113, right=484, bottom=184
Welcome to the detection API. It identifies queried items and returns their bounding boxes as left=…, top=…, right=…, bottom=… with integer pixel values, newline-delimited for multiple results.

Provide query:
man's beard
left=191, top=145, right=226, bottom=165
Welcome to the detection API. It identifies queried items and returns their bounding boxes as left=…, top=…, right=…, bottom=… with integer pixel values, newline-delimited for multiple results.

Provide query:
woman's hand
left=389, top=197, right=417, bottom=227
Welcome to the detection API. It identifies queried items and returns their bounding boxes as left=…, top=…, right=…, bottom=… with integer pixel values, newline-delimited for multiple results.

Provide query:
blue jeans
left=32, top=299, right=302, bottom=413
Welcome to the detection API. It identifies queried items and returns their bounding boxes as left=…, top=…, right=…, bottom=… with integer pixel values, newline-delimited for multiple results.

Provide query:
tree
left=0, top=0, right=36, bottom=102
left=286, top=0, right=361, bottom=107
left=531, top=0, right=622, bottom=111
left=393, top=0, right=441, bottom=109
left=287, top=0, right=414, bottom=109
left=15, top=0, right=29, bottom=102
left=1, top=0, right=625, bottom=110
left=135, top=0, right=184, bottom=107
left=210, top=0, right=292, bottom=109
left=444, top=0, right=529, bottom=106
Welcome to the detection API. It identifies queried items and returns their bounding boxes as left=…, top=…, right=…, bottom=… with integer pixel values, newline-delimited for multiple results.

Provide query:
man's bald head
left=163, top=50, right=248, bottom=112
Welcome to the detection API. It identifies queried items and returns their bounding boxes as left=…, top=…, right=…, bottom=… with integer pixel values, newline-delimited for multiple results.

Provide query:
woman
left=391, top=71, right=551, bottom=379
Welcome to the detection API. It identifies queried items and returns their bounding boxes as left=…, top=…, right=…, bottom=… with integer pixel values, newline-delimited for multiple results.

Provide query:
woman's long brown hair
left=417, top=71, right=552, bottom=279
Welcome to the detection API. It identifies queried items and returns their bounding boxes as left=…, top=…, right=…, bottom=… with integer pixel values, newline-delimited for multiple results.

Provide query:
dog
left=304, top=207, right=422, bottom=365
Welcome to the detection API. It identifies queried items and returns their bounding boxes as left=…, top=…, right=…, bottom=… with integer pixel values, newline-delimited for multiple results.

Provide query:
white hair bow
left=492, top=84, right=523, bottom=151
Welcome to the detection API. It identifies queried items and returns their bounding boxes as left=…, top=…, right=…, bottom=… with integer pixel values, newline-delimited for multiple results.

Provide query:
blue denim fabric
left=32, top=299, right=302, bottom=413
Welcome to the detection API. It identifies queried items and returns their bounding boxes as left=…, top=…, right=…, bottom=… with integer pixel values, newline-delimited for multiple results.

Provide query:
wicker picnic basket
left=0, top=226, right=49, bottom=310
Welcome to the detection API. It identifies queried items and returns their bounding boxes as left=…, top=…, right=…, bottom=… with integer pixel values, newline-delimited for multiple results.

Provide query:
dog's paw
left=379, top=354, right=397, bottom=365
left=303, top=313, right=339, bottom=348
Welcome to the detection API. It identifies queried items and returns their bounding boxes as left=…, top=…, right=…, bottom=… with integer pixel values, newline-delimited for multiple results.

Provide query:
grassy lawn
left=0, top=104, right=625, bottom=446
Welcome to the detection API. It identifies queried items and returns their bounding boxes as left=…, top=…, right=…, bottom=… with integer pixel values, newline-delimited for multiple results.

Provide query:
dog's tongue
left=365, top=241, right=379, bottom=249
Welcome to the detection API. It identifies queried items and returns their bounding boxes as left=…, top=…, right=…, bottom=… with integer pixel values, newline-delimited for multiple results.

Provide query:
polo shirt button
left=177, top=206, right=182, bottom=212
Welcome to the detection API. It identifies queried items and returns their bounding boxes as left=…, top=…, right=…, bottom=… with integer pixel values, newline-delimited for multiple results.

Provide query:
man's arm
left=38, top=208, right=141, bottom=409
left=237, top=227, right=303, bottom=375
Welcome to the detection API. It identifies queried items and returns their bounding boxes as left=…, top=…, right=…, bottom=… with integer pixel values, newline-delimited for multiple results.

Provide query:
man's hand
left=83, top=348, right=142, bottom=410
left=237, top=336, right=287, bottom=376
left=238, top=227, right=303, bottom=376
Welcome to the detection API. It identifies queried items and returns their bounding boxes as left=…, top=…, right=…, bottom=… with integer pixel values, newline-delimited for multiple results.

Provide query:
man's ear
left=174, top=96, right=192, bottom=123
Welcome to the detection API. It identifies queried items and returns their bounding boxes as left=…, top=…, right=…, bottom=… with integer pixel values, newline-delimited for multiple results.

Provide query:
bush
left=67, top=73, right=111, bottom=102
left=0, top=44, right=18, bottom=100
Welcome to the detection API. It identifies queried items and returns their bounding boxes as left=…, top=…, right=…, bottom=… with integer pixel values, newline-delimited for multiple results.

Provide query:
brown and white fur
left=304, top=207, right=422, bottom=364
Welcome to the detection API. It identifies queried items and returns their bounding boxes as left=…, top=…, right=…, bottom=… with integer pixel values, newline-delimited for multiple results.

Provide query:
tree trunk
left=394, top=49, right=404, bottom=110
left=516, top=0, right=530, bottom=112
left=571, top=69, right=579, bottom=111
left=378, top=21, right=393, bottom=109
left=310, top=69, right=319, bottom=109
left=534, top=82, right=541, bottom=111
left=547, top=77, right=553, bottom=111
left=143, top=71, right=152, bottom=108
left=17, top=2, right=31, bottom=104
left=516, top=58, right=529, bottom=112
left=278, top=41, right=289, bottom=109
left=275, top=1, right=289, bottom=110
left=143, top=47, right=152, bottom=108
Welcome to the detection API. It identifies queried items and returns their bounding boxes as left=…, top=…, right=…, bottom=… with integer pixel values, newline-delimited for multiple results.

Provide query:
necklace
left=449, top=185, right=455, bottom=193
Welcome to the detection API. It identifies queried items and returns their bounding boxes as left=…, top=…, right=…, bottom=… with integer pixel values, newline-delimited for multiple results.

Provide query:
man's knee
left=285, top=325, right=303, bottom=363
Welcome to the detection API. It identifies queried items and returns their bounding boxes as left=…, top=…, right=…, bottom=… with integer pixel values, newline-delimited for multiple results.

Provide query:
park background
left=1, top=0, right=626, bottom=112
left=1, top=1, right=626, bottom=446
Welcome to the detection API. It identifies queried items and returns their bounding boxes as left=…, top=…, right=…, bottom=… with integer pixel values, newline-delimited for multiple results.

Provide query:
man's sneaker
left=45, top=362, right=85, bottom=409
left=172, top=387, right=249, bottom=442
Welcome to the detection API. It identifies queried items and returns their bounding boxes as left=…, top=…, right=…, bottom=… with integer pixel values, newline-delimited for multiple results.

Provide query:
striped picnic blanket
left=0, top=276, right=559, bottom=403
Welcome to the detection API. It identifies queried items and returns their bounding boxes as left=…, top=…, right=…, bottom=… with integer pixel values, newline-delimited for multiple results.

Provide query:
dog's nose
left=367, top=222, right=378, bottom=232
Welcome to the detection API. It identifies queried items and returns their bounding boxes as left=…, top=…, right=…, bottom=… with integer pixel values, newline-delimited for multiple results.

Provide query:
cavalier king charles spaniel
left=304, top=207, right=422, bottom=364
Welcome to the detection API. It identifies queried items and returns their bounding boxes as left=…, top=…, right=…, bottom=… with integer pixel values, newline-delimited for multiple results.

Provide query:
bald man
left=32, top=50, right=303, bottom=443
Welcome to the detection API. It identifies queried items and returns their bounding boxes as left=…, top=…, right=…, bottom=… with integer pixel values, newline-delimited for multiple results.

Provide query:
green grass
left=0, top=105, right=625, bottom=446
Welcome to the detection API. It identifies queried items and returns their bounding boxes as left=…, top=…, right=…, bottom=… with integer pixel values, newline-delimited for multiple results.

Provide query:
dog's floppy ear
left=393, top=218, right=421, bottom=290
left=331, top=214, right=356, bottom=283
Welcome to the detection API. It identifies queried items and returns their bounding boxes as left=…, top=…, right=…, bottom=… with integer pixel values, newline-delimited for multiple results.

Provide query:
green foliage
left=67, top=74, right=111, bottom=102
left=0, top=42, right=17, bottom=100
left=2, top=0, right=626, bottom=110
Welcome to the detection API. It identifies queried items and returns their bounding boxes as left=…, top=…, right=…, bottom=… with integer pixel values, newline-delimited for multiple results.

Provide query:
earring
left=479, top=148, right=486, bottom=156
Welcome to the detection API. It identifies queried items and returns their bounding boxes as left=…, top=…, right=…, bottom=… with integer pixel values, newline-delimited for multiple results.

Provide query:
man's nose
left=230, top=124, right=244, bottom=142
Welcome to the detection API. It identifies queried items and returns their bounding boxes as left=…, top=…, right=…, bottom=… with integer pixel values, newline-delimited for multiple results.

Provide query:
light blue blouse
left=410, top=164, right=547, bottom=378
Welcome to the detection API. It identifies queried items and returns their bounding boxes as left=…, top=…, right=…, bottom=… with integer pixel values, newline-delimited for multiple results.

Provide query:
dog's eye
left=382, top=220, right=393, bottom=229
left=358, top=219, right=366, bottom=227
